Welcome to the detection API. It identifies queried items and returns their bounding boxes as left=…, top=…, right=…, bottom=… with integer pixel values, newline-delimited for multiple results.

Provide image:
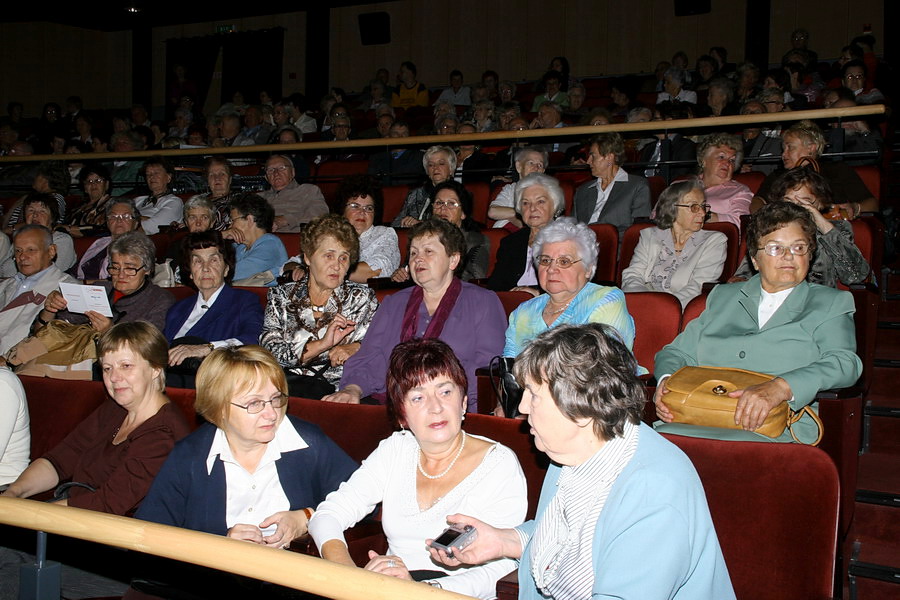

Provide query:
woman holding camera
left=309, top=338, right=527, bottom=599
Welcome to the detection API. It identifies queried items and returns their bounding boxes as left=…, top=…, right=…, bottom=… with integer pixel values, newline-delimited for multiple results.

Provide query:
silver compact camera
left=429, top=523, right=477, bottom=557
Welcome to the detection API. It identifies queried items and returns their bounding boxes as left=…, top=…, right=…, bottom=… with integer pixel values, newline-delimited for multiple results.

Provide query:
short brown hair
left=746, top=201, right=817, bottom=258
left=300, top=213, right=360, bottom=265
left=386, top=338, right=467, bottom=426
left=194, top=345, right=288, bottom=429
left=589, top=132, right=626, bottom=166
left=97, top=321, right=169, bottom=392
left=406, top=218, right=466, bottom=275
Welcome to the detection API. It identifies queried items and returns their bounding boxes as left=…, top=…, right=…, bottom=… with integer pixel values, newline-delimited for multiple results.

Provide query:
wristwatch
left=426, top=581, right=442, bottom=589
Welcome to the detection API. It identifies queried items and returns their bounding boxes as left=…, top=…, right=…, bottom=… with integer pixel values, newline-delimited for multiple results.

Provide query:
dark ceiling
left=0, top=2, right=386, bottom=32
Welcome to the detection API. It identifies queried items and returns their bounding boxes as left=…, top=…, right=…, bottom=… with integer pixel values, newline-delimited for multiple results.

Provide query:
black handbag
left=489, top=356, right=522, bottom=418
left=284, top=364, right=336, bottom=400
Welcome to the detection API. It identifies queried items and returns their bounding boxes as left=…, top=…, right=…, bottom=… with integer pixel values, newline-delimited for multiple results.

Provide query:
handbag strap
left=787, top=406, right=824, bottom=446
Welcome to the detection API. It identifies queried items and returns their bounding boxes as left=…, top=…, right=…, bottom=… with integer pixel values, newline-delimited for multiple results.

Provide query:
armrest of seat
left=496, top=570, right=519, bottom=600
left=290, top=519, right=388, bottom=566
left=815, top=388, right=863, bottom=536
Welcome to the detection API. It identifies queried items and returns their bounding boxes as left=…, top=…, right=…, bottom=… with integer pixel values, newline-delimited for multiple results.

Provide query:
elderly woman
left=573, top=133, right=652, bottom=237
left=325, top=219, right=505, bottom=410
left=707, top=78, right=737, bottom=117
left=228, top=193, right=289, bottom=286
left=184, top=156, right=239, bottom=234
left=489, top=173, right=564, bottom=294
left=392, top=146, right=456, bottom=228
left=505, top=217, right=636, bottom=358
left=696, top=132, right=753, bottom=229
left=657, top=67, right=698, bottom=104
left=429, top=180, right=489, bottom=281
left=488, top=146, right=547, bottom=230
left=735, top=167, right=870, bottom=288
left=430, top=324, right=735, bottom=599
left=754, top=120, right=878, bottom=217
left=164, top=231, right=264, bottom=386
left=622, top=181, right=727, bottom=306
left=137, top=345, right=356, bottom=547
left=262, top=214, right=378, bottom=398
left=328, top=174, right=400, bottom=283
left=21, top=194, right=76, bottom=272
left=471, top=100, right=496, bottom=133
left=133, top=156, right=183, bottom=235
left=75, top=199, right=142, bottom=281
left=654, top=202, right=863, bottom=443
left=311, top=338, right=527, bottom=598
left=65, top=163, right=114, bottom=237
left=1, top=322, right=190, bottom=514
left=39, top=231, right=175, bottom=333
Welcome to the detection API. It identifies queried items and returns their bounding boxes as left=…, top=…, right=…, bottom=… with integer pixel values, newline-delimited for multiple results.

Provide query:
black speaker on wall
left=358, top=12, right=391, bottom=46
left=674, top=0, right=711, bottom=16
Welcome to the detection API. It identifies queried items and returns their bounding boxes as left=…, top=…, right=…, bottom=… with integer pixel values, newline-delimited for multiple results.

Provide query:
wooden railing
left=0, top=496, right=473, bottom=600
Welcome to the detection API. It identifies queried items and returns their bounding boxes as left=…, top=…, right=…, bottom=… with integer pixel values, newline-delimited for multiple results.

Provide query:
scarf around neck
left=399, top=277, right=462, bottom=342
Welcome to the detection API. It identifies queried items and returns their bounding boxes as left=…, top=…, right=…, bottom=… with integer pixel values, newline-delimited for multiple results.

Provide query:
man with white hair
left=488, top=146, right=548, bottom=229
left=656, top=67, right=697, bottom=104
left=0, top=225, right=77, bottom=355
left=259, top=155, right=327, bottom=232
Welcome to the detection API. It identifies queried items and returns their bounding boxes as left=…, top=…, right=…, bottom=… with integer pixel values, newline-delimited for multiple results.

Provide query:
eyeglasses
left=107, top=265, right=145, bottom=276
left=844, top=74, right=864, bottom=81
left=760, top=242, right=810, bottom=257
left=85, top=178, right=106, bottom=185
left=231, top=394, right=288, bottom=414
left=433, top=200, right=460, bottom=209
left=535, top=255, right=582, bottom=269
left=265, top=165, right=291, bottom=174
left=108, top=214, right=134, bottom=221
left=675, top=203, right=711, bottom=214
left=347, top=202, right=375, bottom=213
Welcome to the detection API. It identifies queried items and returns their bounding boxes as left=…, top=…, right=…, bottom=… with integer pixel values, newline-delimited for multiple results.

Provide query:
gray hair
left=13, top=224, right=52, bottom=247
left=531, top=217, right=598, bottom=279
left=515, top=146, right=549, bottom=169
left=374, top=103, right=395, bottom=118
left=626, top=107, right=652, bottom=123
left=106, top=197, right=140, bottom=220
left=708, top=78, right=735, bottom=102
left=473, top=99, right=495, bottom=117
left=697, top=132, right=744, bottom=170
left=183, top=196, right=214, bottom=221
left=434, top=113, right=459, bottom=132
left=109, top=231, right=156, bottom=275
left=422, top=145, right=457, bottom=172
left=498, top=81, right=516, bottom=95
left=654, top=180, right=705, bottom=229
left=755, top=87, right=784, bottom=105
left=514, top=173, right=565, bottom=218
left=663, top=66, right=687, bottom=86
left=568, top=82, right=586, bottom=96
left=513, top=323, right=645, bottom=441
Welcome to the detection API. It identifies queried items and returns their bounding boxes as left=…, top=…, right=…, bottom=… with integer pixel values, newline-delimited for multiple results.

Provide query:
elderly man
left=656, top=67, right=697, bottom=104
left=366, top=121, right=425, bottom=185
left=530, top=102, right=573, bottom=153
left=0, top=225, right=77, bottom=355
left=215, top=114, right=245, bottom=147
left=233, top=106, right=273, bottom=146
left=259, top=155, right=327, bottom=232
left=488, top=146, right=548, bottom=229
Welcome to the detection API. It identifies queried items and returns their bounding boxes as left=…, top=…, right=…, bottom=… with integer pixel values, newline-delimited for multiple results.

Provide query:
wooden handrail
left=0, top=497, right=473, bottom=600
left=0, top=104, right=886, bottom=164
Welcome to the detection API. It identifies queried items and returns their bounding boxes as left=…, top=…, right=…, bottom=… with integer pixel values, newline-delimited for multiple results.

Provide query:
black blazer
left=487, top=227, right=534, bottom=291
left=638, top=134, right=697, bottom=181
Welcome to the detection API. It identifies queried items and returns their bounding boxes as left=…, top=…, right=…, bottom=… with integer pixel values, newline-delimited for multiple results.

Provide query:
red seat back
left=853, top=165, right=880, bottom=200
left=382, top=185, right=411, bottom=225
left=482, top=228, right=509, bottom=276
left=465, top=181, right=491, bottom=224
left=588, top=224, right=618, bottom=284
left=616, top=222, right=654, bottom=285
left=734, top=171, right=766, bottom=194
left=624, top=291, right=682, bottom=374
left=702, top=221, right=741, bottom=282
left=680, top=290, right=708, bottom=331
left=495, top=290, right=532, bottom=318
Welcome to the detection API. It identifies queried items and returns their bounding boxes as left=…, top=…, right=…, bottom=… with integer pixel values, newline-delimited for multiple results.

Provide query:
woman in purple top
left=323, top=219, right=506, bottom=411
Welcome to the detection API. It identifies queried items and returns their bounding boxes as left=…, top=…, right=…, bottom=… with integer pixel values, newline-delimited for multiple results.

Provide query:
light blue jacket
left=516, top=424, right=735, bottom=600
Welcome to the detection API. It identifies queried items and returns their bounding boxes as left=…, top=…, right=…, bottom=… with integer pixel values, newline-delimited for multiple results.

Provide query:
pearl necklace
left=544, top=299, right=572, bottom=317
left=418, top=431, right=466, bottom=480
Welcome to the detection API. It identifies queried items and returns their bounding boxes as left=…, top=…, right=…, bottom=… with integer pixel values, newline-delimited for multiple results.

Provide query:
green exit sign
left=216, top=25, right=235, bottom=34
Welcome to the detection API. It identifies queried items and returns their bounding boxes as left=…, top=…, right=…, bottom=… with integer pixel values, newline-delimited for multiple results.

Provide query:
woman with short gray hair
left=391, top=145, right=457, bottom=228
left=622, top=180, right=727, bottom=307
left=503, top=217, right=635, bottom=360
left=488, top=173, right=564, bottom=292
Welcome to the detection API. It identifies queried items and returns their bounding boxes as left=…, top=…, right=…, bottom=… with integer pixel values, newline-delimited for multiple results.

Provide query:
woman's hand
left=426, top=514, right=522, bottom=567
left=364, top=551, right=413, bottom=580
left=64, top=225, right=84, bottom=238
left=653, top=376, right=674, bottom=423
left=730, top=377, right=793, bottom=432
left=330, top=343, right=360, bottom=367
left=322, top=315, right=356, bottom=349
left=168, top=344, right=212, bottom=366
left=322, top=384, right=363, bottom=404
left=84, top=310, right=113, bottom=333
left=227, top=524, right=266, bottom=544
left=43, top=290, right=68, bottom=314
left=391, top=266, right=410, bottom=282
left=221, top=227, right=245, bottom=244
left=399, top=217, right=420, bottom=228
left=260, top=509, right=309, bottom=549
left=510, top=286, right=540, bottom=298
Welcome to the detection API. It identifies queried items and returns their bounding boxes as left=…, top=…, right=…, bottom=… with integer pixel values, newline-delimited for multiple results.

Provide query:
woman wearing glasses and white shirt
left=338, top=175, right=399, bottom=283
left=622, top=181, right=727, bottom=307
left=503, top=218, right=636, bottom=360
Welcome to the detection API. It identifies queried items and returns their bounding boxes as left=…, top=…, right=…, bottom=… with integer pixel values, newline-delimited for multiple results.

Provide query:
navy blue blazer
left=163, top=285, right=264, bottom=346
left=135, top=416, right=358, bottom=536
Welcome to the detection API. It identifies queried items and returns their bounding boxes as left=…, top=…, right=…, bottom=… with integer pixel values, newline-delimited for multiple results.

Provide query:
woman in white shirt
left=310, top=338, right=528, bottom=599
left=0, top=367, right=29, bottom=489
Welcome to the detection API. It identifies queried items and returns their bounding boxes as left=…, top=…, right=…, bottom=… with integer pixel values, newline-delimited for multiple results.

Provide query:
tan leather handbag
left=661, top=366, right=823, bottom=445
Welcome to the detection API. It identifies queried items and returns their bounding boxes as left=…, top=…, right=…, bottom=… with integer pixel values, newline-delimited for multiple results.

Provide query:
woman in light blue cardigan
left=428, top=324, right=735, bottom=600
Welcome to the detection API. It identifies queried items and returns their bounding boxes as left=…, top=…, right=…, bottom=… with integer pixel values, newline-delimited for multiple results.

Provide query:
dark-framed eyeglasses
left=231, top=394, right=288, bottom=414
left=535, top=255, right=582, bottom=269
left=107, top=265, right=145, bottom=276
left=760, top=242, right=810, bottom=257
left=675, top=203, right=711, bottom=214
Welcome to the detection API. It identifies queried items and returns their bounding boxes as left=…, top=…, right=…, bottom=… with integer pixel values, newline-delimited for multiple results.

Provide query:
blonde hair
left=194, top=345, right=288, bottom=428
left=97, top=321, right=168, bottom=392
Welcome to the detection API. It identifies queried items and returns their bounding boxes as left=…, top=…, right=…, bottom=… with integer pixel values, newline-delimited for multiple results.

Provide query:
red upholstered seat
left=382, top=185, right=411, bottom=225
left=624, top=291, right=681, bottom=374
left=734, top=170, right=766, bottom=194
left=616, top=222, right=654, bottom=285
left=588, top=223, right=618, bottom=284
left=702, top=221, right=741, bottom=282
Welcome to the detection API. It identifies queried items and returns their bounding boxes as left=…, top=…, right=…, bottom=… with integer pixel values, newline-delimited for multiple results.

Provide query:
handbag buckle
left=712, top=385, right=728, bottom=395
